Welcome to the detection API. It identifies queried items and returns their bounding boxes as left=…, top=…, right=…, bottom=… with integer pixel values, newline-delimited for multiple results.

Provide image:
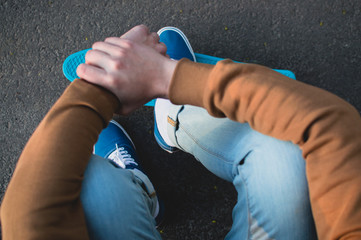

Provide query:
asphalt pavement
left=1, top=0, right=360, bottom=239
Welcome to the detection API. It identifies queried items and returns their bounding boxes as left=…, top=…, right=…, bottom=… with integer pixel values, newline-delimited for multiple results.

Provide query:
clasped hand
left=77, top=25, right=177, bottom=115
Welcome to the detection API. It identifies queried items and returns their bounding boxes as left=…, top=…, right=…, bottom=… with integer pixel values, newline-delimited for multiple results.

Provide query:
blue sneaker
left=157, top=26, right=196, bottom=61
left=94, top=120, right=141, bottom=171
left=95, top=120, right=164, bottom=225
left=154, top=27, right=196, bottom=153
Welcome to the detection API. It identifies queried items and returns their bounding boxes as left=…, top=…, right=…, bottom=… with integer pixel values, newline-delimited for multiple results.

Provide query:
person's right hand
left=76, top=25, right=177, bottom=115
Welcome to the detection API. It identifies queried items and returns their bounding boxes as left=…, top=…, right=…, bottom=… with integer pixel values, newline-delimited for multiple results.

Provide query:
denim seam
left=131, top=172, right=161, bottom=239
left=178, top=123, right=234, bottom=164
left=237, top=168, right=252, bottom=240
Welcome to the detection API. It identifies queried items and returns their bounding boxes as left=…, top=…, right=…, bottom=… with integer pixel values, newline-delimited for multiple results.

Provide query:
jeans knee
left=80, top=156, right=159, bottom=239
left=80, top=155, right=142, bottom=216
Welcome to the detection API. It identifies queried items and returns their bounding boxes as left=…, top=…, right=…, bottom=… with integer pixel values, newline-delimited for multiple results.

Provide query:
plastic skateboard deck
left=63, top=49, right=296, bottom=107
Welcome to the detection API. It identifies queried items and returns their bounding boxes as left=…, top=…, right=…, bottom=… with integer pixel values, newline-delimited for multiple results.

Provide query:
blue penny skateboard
left=63, top=49, right=296, bottom=107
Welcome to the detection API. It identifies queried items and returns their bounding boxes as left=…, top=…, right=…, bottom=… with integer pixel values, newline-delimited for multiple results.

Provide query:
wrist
left=158, top=58, right=177, bottom=99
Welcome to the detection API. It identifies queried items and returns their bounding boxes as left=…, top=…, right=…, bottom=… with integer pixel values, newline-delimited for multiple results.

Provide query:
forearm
left=170, top=59, right=361, bottom=239
left=1, top=79, right=119, bottom=239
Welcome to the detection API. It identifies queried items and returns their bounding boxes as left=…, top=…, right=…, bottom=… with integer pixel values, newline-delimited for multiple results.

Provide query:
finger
left=107, top=31, right=163, bottom=53
left=154, top=42, right=167, bottom=56
left=85, top=49, right=117, bottom=71
left=152, top=32, right=160, bottom=42
left=120, top=25, right=150, bottom=43
left=104, top=37, right=134, bottom=50
left=76, top=63, right=107, bottom=84
left=148, top=32, right=160, bottom=45
left=92, top=41, right=125, bottom=57
left=140, top=32, right=160, bottom=48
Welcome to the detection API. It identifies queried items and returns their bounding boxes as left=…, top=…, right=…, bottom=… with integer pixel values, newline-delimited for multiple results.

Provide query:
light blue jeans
left=81, top=104, right=317, bottom=240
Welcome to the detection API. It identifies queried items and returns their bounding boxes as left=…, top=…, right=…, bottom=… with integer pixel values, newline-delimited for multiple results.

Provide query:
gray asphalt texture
left=1, top=0, right=360, bottom=239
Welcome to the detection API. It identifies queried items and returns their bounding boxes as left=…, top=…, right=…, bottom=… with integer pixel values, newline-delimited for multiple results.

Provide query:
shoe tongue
left=108, top=145, right=140, bottom=170
left=108, top=150, right=126, bottom=169
left=108, top=146, right=131, bottom=169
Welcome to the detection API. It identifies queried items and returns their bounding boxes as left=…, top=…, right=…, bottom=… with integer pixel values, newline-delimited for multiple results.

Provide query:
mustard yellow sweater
left=1, top=59, right=361, bottom=239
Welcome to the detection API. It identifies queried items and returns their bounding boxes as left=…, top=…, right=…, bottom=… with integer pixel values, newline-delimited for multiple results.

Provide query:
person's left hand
left=119, top=24, right=167, bottom=56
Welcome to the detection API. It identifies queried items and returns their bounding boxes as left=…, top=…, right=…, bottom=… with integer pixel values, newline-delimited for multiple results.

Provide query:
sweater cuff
left=67, top=79, right=120, bottom=126
left=169, top=59, right=213, bottom=107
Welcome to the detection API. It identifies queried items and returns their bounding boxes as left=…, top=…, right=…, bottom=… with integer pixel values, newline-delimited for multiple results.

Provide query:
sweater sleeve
left=169, top=59, right=361, bottom=240
left=0, top=79, right=119, bottom=240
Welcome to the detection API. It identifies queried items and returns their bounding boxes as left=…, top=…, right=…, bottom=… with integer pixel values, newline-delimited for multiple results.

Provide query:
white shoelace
left=108, top=144, right=138, bottom=169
